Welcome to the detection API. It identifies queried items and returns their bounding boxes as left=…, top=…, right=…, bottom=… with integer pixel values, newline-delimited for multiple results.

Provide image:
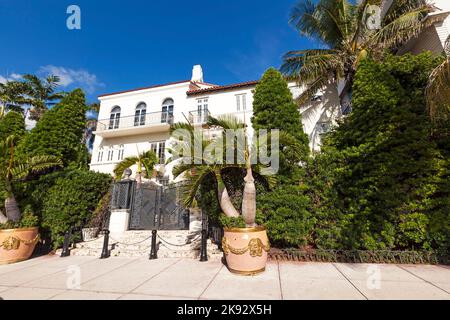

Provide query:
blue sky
left=0, top=0, right=314, bottom=103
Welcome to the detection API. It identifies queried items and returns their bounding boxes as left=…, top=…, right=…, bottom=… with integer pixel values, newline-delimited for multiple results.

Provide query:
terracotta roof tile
left=186, top=80, right=259, bottom=96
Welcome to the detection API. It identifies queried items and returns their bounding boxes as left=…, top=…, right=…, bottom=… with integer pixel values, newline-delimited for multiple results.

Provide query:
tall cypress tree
left=0, top=111, right=25, bottom=141
left=20, top=89, right=87, bottom=166
left=251, top=68, right=309, bottom=183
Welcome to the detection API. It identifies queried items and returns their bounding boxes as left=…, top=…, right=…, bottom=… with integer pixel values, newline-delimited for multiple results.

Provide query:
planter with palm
left=0, top=135, right=62, bottom=264
left=168, top=115, right=285, bottom=275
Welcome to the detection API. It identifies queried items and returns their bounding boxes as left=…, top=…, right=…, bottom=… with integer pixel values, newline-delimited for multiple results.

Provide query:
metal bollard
left=100, top=229, right=110, bottom=259
left=149, top=229, right=158, bottom=260
left=60, top=227, right=72, bottom=257
left=200, top=229, right=208, bottom=262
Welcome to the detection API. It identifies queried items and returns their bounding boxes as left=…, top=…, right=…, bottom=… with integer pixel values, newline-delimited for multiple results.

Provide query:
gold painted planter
left=222, top=226, right=270, bottom=276
left=0, top=227, right=40, bottom=265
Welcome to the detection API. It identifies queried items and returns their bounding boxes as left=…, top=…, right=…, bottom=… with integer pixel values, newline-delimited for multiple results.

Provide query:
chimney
left=191, top=65, right=204, bottom=83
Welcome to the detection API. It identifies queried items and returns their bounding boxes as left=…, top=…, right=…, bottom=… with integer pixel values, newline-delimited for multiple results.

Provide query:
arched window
left=161, top=98, right=174, bottom=124
left=107, top=146, right=114, bottom=162
left=117, top=144, right=125, bottom=161
left=109, top=106, right=121, bottom=129
left=134, top=103, right=146, bottom=126
left=97, top=147, right=104, bottom=163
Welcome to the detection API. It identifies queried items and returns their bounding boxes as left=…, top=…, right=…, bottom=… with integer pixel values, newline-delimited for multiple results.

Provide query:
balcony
left=93, top=111, right=173, bottom=138
left=188, top=109, right=210, bottom=125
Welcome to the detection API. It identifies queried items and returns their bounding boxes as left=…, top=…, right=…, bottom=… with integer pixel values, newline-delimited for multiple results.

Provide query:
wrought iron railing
left=95, top=111, right=174, bottom=132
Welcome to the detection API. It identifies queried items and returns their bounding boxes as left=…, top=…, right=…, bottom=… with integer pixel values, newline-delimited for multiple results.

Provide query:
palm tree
left=113, top=149, right=158, bottom=184
left=426, top=35, right=450, bottom=119
left=0, top=80, right=30, bottom=114
left=168, top=115, right=284, bottom=227
left=0, top=135, right=62, bottom=223
left=22, top=74, right=63, bottom=121
left=281, top=0, right=434, bottom=104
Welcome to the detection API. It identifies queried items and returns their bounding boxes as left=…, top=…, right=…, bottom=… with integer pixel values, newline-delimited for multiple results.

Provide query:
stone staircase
left=58, top=230, right=223, bottom=259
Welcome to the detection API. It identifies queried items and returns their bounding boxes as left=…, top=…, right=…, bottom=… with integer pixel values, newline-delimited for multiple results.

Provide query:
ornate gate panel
left=158, top=183, right=190, bottom=230
left=128, top=182, right=189, bottom=230
left=129, top=183, right=160, bottom=230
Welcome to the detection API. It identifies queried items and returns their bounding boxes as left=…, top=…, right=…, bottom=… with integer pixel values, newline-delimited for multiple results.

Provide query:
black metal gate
left=127, top=181, right=189, bottom=230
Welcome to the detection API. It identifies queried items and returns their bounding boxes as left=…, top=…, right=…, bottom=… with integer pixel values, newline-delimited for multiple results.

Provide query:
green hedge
left=39, top=169, right=111, bottom=248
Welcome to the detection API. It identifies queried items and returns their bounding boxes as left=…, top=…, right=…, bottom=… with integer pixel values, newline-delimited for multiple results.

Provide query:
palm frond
left=207, top=114, right=245, bottom=130
left=281, top=48, right=344, bottom=84
left=11, top=155, right=62, bottom=180
left=113, top=156, right=139, bottom=179
left=426, top=37, right=450, bottom=119
left=368, top=6, right=431, bottom=50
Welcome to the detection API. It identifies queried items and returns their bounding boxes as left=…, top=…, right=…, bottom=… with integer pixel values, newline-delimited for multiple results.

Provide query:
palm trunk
left=5, top=195, right=21, bottom=222
left=241, top=167, right=256, bottom=227
left=0, top=210, right=8, bottom=224
left=215, top=170, right=240, bottom=218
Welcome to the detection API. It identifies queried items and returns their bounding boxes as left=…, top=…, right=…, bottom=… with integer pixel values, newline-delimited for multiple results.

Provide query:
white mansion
left=89, top=66, right=341, bottom=182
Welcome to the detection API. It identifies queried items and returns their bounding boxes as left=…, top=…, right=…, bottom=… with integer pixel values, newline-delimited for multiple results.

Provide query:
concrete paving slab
left=0, top=287, right=64, bottom=300
left=81, top=258, right=180, bottom=293
left=50, top=289, right=122, bottom=300
left=133, top=258, right=222, bottom=298
left=0, top=256, right=51, bottom=275
left=22, top=257, right=138, bottom=290
left=433, top=283, right=450, bottom=294
left=351, top=280, right=450, bottom=300
left=278, top=261, right=346, bottom=281
left=200, top=262, right=281, bottom=300
left=0, top=285, right=11, bottom=293
left=281, top=278, right=366, bottom=300
left=0, top=256, right=95, bottom=286
left=334, top=263, right=422, bottom=282
left=399, top=265, right=450, bottom=284
left=118, top=293, right=193, bottom=300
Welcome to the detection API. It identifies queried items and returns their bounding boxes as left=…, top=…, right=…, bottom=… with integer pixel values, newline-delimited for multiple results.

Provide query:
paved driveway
left=0, top=255, right=448, bottom=300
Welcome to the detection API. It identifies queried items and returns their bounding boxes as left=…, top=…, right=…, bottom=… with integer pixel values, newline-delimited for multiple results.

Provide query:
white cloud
left=38, top=65, right=104, bottom=94
left=0, top=73, right=23, bottom=83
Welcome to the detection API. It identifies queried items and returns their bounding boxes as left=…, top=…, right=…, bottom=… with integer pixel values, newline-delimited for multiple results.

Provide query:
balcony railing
left=95, top=111, right=174, bottom=132
left=188, top=109, right=210, bottom=125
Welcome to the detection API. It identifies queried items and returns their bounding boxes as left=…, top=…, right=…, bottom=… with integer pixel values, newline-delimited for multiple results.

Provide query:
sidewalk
left=0, top=255, right=448, bottom=300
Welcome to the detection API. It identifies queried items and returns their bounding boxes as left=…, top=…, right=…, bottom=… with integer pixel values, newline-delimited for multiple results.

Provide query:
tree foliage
left=307, top=53, right=449, bottom=253
left=251, top=68, right=309, bottom=183
left=19, top=88, right=88, bottom=167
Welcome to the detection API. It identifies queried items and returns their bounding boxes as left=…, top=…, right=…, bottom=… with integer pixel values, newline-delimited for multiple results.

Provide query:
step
left=56, top=230, right=223, bottom=259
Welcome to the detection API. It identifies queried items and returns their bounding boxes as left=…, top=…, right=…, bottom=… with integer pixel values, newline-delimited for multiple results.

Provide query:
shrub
left=306, top=52, right=449, bottom=252
left=257, top=185, right=314, bottom=248
left=40, top=169, right=111, bottom=248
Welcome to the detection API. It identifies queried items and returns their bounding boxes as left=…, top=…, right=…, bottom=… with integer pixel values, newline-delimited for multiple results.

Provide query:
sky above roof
left=0, top=0, right=315, bottom=103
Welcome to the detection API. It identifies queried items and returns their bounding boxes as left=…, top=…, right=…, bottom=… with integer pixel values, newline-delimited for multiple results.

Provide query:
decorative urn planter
left=82, top=227, right=99, bottom=241
left=222, top=226, right=270, bottom=275
left=0, top=227, right=40, bottom=265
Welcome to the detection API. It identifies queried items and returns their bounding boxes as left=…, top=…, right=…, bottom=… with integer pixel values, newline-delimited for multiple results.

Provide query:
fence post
left=200, top=211, right=208, bottom=262
left=60, top=227, right=72, bottom=257
left=149, top=229, right=158, bottom=260
left=100, top=229, right=110, bottom=259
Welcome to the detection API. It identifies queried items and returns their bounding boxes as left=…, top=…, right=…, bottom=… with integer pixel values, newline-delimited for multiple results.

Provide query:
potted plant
left=169, top=115, right=281, bottom=275
left=0, top=135, right=62, bottom=264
